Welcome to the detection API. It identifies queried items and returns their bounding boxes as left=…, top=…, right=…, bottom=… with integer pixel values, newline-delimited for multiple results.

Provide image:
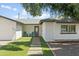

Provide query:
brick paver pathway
left=27, top=37, right=43, bottom=56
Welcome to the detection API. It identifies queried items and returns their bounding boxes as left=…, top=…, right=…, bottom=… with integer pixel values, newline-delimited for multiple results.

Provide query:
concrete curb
left=47, top=43, right=56, bottom=56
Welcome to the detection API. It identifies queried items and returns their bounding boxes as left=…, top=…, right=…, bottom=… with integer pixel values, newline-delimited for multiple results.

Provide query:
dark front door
left=34, top=26, right=39, bottom=36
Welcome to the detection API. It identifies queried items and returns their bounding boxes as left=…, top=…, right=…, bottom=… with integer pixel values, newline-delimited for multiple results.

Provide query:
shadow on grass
left=10, top=42, right=30, bottom=46
left=40, top=37, right=53, bottom=56
left=0, top=44, right=23, bottom=51
left=0, top=37, right=32, bottom=51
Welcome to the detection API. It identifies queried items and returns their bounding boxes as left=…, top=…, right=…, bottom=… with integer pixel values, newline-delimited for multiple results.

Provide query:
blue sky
left=0, top=3, right=51, bottom=20
left=0, top=3, right=22, bottom=19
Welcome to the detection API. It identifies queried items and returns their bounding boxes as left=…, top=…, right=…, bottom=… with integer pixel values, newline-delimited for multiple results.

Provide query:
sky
left=0, top=3, right=51, bottom=20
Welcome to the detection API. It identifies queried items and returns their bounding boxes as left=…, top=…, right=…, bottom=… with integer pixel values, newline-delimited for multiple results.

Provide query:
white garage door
left=0, top=18, right=16, bottom=40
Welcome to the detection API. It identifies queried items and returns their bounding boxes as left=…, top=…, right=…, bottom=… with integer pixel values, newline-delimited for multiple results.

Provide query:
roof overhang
left=0, top=15, right=24, bottom=24
left=40, top=18, right=79, bottom=24
left=1, top=15, right=79, bottom=24
left=40, top=18, right=56, bottom=24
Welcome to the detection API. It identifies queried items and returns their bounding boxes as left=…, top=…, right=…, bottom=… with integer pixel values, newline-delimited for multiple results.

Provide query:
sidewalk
left=27, top=37, right=43, bottom=56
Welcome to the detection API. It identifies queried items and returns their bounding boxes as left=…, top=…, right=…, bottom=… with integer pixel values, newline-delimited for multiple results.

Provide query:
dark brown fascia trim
left=56, top=22, right=79, bottom=23
left=56, top=20, right=79, bottom=23
left=40, top=20, right=56, bottom=24
left=40, top=19, right=79, bottom=24
left=40, top=21, right=79, bottom=24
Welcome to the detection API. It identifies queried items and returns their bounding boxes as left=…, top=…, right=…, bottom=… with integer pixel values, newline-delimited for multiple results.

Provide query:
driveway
left=48, top=42, right=79, bottom=56
left=0, top=41, right=12, bottom=46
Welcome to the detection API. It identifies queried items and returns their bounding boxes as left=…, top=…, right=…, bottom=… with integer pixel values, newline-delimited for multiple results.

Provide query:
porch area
left=22, top=24, right=42, bottom=37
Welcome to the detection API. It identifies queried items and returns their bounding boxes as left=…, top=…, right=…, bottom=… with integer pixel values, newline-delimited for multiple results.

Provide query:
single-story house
left=0, top=15, right=79, bottom=42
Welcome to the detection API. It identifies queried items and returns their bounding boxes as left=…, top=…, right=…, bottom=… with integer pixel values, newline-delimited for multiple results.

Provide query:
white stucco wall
left=42, top=23, right=46, bottom=40
left=42, top=22, right=79, bottom=42
left=42, top=22, right=55, bottom=42
left=16, top=23, right=23, bottom=39
left=0, top=17, right=16, bottom=40
left=23, top=24, right=42, bottom=36
left=54, top=23, right=79, bottom=41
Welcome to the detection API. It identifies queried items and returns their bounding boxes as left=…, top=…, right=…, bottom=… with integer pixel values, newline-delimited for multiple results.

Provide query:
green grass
left=40, top=37, right=53, bottom=56
left=0, top=37, right=32, bottom=56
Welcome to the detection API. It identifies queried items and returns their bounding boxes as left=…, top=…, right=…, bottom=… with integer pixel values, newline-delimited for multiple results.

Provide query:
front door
left=34, top=26, right=39, bottom=36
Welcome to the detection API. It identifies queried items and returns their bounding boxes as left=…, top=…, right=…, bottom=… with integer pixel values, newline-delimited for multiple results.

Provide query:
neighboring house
left=0, top=15, right=79, bottom=42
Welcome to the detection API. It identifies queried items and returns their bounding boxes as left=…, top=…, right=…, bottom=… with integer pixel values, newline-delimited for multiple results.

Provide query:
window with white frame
left=61, top=25, right=76, bottom=33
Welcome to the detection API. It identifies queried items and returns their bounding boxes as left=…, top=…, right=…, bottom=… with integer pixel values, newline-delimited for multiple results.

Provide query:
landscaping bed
left=0, top=37, right=32, bottom=56
left=40, top=37, right=53, bottom=56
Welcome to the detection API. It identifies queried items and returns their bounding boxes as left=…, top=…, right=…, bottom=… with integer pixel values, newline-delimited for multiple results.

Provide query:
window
left=61, top=25, right=76, bottom=34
